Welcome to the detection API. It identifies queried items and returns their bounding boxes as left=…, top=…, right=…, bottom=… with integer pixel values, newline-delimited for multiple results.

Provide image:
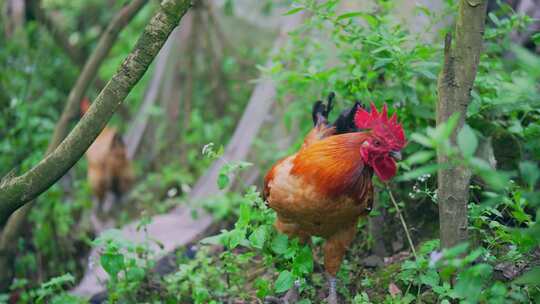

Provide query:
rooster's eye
left=373, top=139, right=381, bottom=146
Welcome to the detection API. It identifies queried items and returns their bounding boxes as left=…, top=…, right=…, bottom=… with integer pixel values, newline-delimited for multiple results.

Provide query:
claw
left=264, top=296, right=282, bottom=304
left=326, top=293, right=338, bottom=304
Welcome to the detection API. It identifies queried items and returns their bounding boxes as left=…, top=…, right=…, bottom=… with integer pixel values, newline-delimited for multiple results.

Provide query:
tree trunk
left=437, top=0, right=487, bottom=249
left=369, top=190, right=389, bottom=257
left=3, top=0, right=25, bottom=38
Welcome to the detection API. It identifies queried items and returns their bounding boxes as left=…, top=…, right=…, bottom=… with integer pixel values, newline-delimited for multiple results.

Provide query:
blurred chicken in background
left=80, top=98, right=134, bottom=214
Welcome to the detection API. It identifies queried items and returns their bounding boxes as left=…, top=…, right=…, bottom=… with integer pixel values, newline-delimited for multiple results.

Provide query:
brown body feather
left=86, top=127, right=134, bottom=204
left=264, top=125, right=374, bottom=275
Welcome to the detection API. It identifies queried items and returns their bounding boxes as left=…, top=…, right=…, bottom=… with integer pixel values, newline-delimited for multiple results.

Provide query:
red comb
left=354, top=102, right=406, bottom=148
left=80, top=97, right=91, bottom=115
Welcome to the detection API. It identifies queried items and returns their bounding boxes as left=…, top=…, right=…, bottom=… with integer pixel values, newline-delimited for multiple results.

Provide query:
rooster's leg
left=326, top=275, right=338, bottom=304
left=323, top=226, right=356, bottom=304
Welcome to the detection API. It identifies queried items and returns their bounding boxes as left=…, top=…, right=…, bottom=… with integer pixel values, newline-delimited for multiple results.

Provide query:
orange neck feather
left=291, top=132, right=372, bottom=197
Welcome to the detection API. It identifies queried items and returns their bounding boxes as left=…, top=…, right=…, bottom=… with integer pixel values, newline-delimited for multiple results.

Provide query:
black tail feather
left=311, top=92, right=336, bottom=126
left=333, top=101, right=362, bottom=134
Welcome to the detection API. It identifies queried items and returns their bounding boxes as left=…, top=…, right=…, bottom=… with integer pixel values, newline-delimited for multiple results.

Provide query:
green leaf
left=457, top=124, right=478, bottom=157
left=417, top=69, right=437, bottom=80
left=337, top=11, right=364, bottom=20
left=228, top=229, right=246, bottom=249
left=519, top=161, right=540, bottom=189
left=275, top=270, right=294, bottom=293
left=249, top=226, right=268, bottom=249
left=200, top=234, right=224, bottom=245
left=410, top=133, right=433, bottom=147
left=453, top=264, right=492, bottom=302
left=443, top=242, right=469, bottom=259
left=101, top=252, right=125, bottom=279
left=217, top=173, right=229, bottom=190
left=237, top=203, right=251, bottom=228
left=292, top=246, right=313, bottom=275
left=441, top=112, right=460, bottom=140
left=397, top=164, right=440, bottom=181
left=373, top=58, right=392, bottom=70
left=271, top=234, right=289, bottom=255
left=405, top=151, right=435, bottom=165
left=362, top=14, right=378, bottom=27
left=420, top=269, right=440, bottom=287
left=255, top=278, right=271, bottom=298
left=514, top=266, right=540, bottom=286
left=488, top=12, right=500, bottom=26
left=40, top=273, right=75, bottom=290
left=127, top=267, right=145, bottom=282
left=283, top=7, right=303, bottom=15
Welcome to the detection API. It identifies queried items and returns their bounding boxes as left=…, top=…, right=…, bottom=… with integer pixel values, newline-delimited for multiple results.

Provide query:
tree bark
left=437, top=0, right=487, bottom=249
left=0, top=0, right=191, bottom=227
left=369, top=190, right=389, bottom=257
left=3, top=0, right=25, bottom=38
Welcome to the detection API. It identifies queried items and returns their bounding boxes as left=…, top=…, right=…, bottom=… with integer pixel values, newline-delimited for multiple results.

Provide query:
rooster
left=81, top=98, right=134, bottom=213
left=263, top=94, right=406, bottom=304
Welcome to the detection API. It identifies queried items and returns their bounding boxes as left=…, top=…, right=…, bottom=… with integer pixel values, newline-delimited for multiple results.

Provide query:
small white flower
left=202, top=143, right=215, bottom=156
left=418, top=174, right=431, bottom=182
left=167, top=188, right=178, bottom=198
left=181, top=183, right=191, bottom=194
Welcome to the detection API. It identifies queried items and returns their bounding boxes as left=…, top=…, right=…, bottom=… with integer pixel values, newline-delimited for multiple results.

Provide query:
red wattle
left=372, top=156, right=397, bottom=182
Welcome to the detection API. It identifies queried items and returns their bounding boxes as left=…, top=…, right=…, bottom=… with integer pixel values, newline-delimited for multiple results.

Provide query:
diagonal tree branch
left=0, top=0, right=192, bottom=228
left=437, top=0, right=487, bottom=249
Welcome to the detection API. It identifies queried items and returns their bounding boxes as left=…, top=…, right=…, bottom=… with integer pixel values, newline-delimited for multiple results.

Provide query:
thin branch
left=387, top=187, right=417, bottom=260
left=0, top=0, right=192, bottom=227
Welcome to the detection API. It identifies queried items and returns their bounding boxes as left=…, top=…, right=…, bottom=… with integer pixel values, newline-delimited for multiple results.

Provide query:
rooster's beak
left=389, top=151, right=402, bottom=161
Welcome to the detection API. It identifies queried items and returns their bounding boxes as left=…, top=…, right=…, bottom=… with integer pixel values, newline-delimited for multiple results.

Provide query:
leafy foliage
left=1, top=0, right=539, bottom=303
